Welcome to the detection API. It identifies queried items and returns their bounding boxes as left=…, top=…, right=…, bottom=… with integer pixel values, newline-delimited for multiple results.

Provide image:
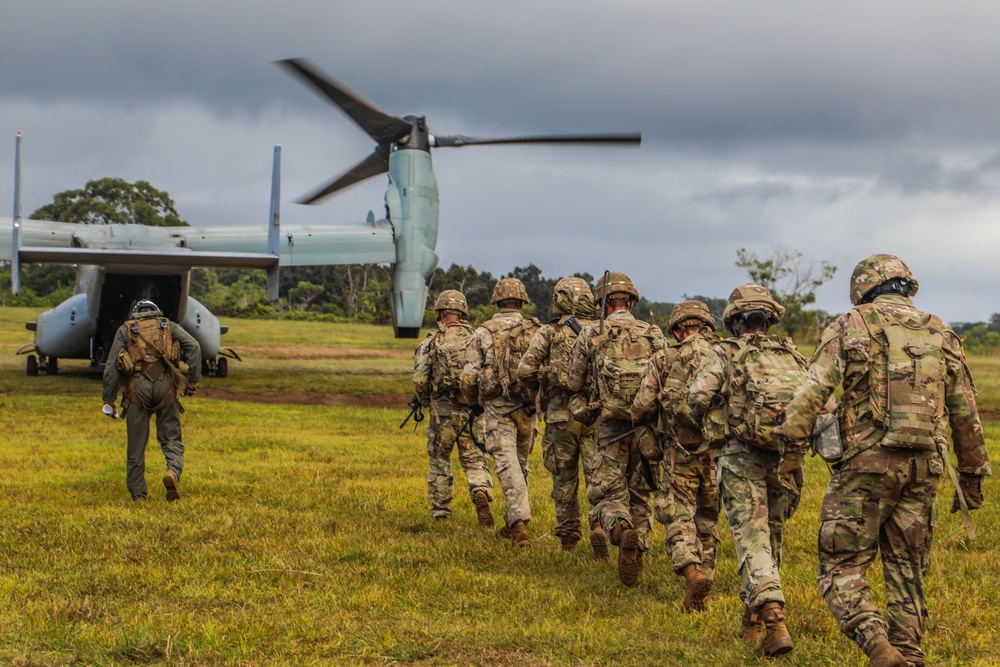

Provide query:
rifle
left=599, top=270, right=610, bottom=335
left=601, top=427, right=657, bottom=490
left=500, top=394, right=537, bottom=418
left=457, top=405, right=486, bottom=454
left=399, top=394, right=425, bottom=429
left=565, top=315, right=582, bottom=335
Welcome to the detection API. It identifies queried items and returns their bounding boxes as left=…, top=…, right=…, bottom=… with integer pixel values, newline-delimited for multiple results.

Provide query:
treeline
left=952, top=315, right=1000, bottom=355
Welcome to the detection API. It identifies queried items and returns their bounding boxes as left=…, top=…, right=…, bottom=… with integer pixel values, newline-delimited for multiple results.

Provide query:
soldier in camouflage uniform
left=518, top=277, right=598, bottom=552
left=688, top=284, right=804, bottom=657
left=777, top=254, right=991, bottom=667
left=413, top=290, right=494, bottom=526
left=632, top=300, right=721, bottom=611
left=566, top=272, right=665, bottom=585
left=460, top=278, right=541, bottom=547
left=102, top=300, right=201, bottom=502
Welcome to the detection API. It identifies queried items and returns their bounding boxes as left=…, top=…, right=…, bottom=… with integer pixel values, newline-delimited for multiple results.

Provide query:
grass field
left=0, top=307, right=997, bottom=666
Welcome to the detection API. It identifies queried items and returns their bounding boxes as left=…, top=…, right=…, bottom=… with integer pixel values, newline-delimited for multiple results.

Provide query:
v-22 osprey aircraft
left=1, top=59, right=640, bottom=377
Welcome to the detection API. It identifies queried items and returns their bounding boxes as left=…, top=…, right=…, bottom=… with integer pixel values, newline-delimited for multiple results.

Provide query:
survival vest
left=429, top=322, right=475, bottom=396
left=593, top=319, right=659, bottom=421
left=478, top=315, right=541, bottom=400
left=724, top=334, right=807, bottom=451
left=118, top=316, right=180, bottom=378
left=857, top=303, right=948, bottom=451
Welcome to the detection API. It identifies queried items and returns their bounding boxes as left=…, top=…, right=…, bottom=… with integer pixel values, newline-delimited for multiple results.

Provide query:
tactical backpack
left=659, top=336, right=714, bottom=447
left=547, top=316, right=586, bottom=391
left=118, top=316, right=180, bottom=378
left=593, top=319, right=658, bottom=421
left=724, top=334, right=807, bottom=451
left=478, top=316, right=541, bottom=400
left=858, top=304, right=947, bottom=450
left=429, top=322, right=474, bottom=396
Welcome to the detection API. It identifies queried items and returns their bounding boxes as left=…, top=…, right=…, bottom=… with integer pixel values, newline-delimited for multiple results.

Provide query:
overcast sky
left=3, top=1, right=999, bottom=322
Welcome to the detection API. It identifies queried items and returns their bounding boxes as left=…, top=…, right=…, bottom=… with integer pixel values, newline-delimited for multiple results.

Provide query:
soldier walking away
left=460, top=278, right=541, bottom=547
left=688, top=284, right=807, bottom=657
left=413, top=290, right=494, bottom=526
left=102, top=300, right=202, bottom=501
left=632, top=300, right=721, bottom=612
left=777, top=254, right=991, bottom=667
left=518, top=277, right=599, bottom=552
left=566, top=271, right=665, bottom=585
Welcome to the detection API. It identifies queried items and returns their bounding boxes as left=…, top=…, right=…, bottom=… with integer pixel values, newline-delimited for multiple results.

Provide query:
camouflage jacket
left=460, top=309, right=540, bottom=408
left=779, top=294, right=991, bottom=475
left=566, top=310, right=665, bottom=422
left=687, top=332, right=804, bottom=457
left=518, top=315, right=595, bottom=423
left=413, top=320, right=475, bottom=417
left=632, top=330, right=719, bottom=448
left=102, top=314, right=202, bottom=404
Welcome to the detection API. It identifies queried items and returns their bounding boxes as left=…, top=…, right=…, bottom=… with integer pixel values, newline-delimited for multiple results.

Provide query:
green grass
left=0, top=307, right=998, bottom=665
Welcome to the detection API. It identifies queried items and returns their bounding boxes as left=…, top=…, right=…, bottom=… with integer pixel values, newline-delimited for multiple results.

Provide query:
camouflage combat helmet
left=491, top=277, right=529, bottom=305
left=551, top=276, right=593, bottom=317
left=722, top=284, right=784, bottom=333
left=432, top=289, right=468, bottom=316
left=668, top=300, right=716, bottom=333
left=594, top=271, right=639, bottom=302
left=849, top=253, right=920, bottom=306
left=130, top=299, right=162, bottom=317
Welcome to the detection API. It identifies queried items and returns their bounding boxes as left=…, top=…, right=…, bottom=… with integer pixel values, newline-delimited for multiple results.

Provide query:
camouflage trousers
left=541, top=417, right=596, bottom=540
left=655, top=446, right=720, bottom=578
left=818, top=446, right=941, bottom=666
left=125, top=377, right=185, bottom=500
left=587, top=419, right=654, bottom=551
left=484, top=401, right=536, bottom=528
left=426, top=410, right=493, bottom=518
left=717, top=447, right=801, bottom=612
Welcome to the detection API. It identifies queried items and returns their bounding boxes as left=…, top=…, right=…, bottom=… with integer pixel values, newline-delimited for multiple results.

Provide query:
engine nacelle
left=180, top=296, right=223, bottom=359
left=35, top=293, right=96, bottom=359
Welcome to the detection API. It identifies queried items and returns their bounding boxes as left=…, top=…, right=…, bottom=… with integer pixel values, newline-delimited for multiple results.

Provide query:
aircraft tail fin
left=266, top=145, right=281, bottom=301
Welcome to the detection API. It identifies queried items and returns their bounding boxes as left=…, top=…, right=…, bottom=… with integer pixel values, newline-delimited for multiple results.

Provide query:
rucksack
left=860, top=304, right=947, bottom=450
left=660, top=334, right=717, bottom=447
left=725, top=334, right=807, bottom=451
left=548, top=316, right=587, bottom=391
left=118, top=316, right=180, bottom=376
left=593, top=319, right=658, bottom=421
left=429, top=322, right=475, bottom=395
left=479, top=316, right=541, bottom=400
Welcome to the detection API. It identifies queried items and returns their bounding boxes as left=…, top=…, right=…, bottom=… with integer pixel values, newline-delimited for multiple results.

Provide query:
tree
left=30, top=178, right=188, bottom=227
left=735, top=246, right=837, bottom=337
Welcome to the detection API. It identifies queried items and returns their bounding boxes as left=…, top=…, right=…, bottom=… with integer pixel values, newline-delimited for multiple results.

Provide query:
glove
left=778, top=449, right=804, bottom=498
left=102, top=402, right=119, bottom=419
left=952, top=474, right=984, bottom=513
left=182, top=380, right=200, bottom=397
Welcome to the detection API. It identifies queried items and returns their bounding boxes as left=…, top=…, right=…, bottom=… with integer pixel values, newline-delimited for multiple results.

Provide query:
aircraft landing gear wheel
left=216, top=357, right=228, bottom=378
left=45, top=357, right=58, bottom=375
left=26, top=355, right=38, bottom=376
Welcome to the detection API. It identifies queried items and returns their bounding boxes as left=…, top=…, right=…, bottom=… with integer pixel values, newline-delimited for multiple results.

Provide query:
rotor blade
left=432, top=133, right=641, bottom=148
left=297, top=149, right=390, bottom=205
left=277, top=58, right=412, bottom=145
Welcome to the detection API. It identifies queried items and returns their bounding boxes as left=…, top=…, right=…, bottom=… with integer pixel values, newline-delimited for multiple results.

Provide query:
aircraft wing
left=0, top=217, right=397, bottom=268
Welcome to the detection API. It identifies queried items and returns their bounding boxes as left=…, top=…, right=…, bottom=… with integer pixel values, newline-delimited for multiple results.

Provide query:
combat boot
left=680, top=564, right=712, bottom=612
left=473, top=490, right=494, bottom=528
left=163, top=469, right=180, bottom=502
left=865, top=635, right=907, bottom=667
left=611, top=522, right=641, bottom=586
left=560, top=535, right=579, bottom=551
left=590, top=524, right=610, bottom=561
left=741, top=604, right=764, bottom=643
left=758, top=602, right=793, bottom=657
left=509, top=520, right=530, bottom=547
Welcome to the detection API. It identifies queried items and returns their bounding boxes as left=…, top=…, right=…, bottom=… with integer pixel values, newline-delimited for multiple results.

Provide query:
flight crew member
left=460, top=278, right=541, bottom=547
left=413, top=289, right=494, bottom=526
left=517, top=277, right=599, bottom=552
left=777, top=254, right=991, bottom=667
left=631, top=300, right=721, bottom=612
left=566, top=272, right=665, bottom=585
left=102, top=300, right=201, bottom=501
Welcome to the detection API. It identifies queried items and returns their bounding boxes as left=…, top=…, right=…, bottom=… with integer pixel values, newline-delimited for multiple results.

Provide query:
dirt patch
left=238, top=346, right=409, bottom=360
left=198, top=388, right=410, bottom=408
left=980, top=410, right=1000, bottom=422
